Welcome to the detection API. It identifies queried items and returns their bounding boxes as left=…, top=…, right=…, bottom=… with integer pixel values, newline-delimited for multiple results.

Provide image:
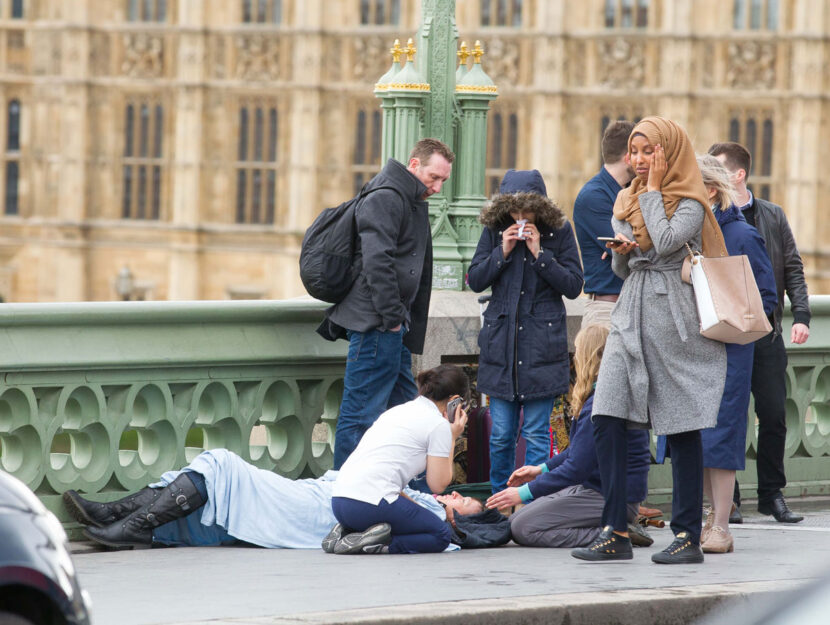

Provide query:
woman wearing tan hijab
left=571, top=117, right=727, bottom=565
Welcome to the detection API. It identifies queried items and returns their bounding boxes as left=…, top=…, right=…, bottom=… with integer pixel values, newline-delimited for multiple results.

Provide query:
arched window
left=7, top=100, right=20, bottom=152
left=604, top=0, right=649, bottom=29
left=733, top=0, right=779, bottom=30
left=351, top=105, right=383, bottom=195
left=481, top=0, right=522, bottom=27
left=242, top=0, right=282, bottom=23
left=236, top=104, right=279, bottom=224
left=4, top=99, right=21, bottom=215
left=359, top=0, right=400, bottom=25
left=486, top=107, right=520, bottom=196
left=122, top=100, right=165, bottom=219
left=126, top=0, right=167, bottom=22
left=729, top=112, right=775, bottom=200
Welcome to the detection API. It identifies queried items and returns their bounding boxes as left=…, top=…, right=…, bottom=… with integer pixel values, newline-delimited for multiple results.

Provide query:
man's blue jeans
left=489, top=396, right=555, bottom=493
left=333, top=328, right=418, bottom=469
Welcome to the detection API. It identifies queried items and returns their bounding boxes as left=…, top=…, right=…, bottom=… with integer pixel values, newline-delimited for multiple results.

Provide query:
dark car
left=0, top=470, right=91, bottom=625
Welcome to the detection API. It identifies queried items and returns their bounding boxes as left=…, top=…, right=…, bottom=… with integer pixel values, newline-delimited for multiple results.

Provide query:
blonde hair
left=570, top=324, right=609, bottom=419
left=696, top=153, right=737, bottom=211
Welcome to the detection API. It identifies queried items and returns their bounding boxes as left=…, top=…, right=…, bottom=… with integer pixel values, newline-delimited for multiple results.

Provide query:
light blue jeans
left=489, top=396, right=555, bottom=493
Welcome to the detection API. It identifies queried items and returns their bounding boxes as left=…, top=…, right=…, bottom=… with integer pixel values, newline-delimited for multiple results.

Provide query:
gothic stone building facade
left=0, top=0, right=828, bottom=301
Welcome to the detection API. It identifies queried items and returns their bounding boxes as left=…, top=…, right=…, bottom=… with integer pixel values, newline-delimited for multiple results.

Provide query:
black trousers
left=734, top=332, right=788, bottom=506
left=594, top=415, right=703, bottom=544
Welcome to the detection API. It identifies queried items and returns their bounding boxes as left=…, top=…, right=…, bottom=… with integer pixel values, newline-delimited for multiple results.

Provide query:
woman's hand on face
left=647, top=143, right=667, bottom=193
left=523, top=223, right=542, bottom=258
left=507, top=464, right=542, bottom=487
left=606, top=234, right=639, bottom=256
left=450, top=406, right=467, bottom=439
left=501, top=224, right=520, bottom=259
left=485, top=487, right=521, bottom=510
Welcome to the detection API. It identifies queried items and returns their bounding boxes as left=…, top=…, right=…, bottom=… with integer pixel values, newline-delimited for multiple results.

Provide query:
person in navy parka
left=467, top=170, right=584, bottom=494
left=657, top=154, right=777, bottom=555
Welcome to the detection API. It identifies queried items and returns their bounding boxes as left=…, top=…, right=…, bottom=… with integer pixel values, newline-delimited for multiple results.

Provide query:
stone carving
left=89, top=31, right=110, bottom=76
left=597, top=38, right=645, bottom=88
left=122, top=33, right=164, bottom=78
left=234, top=34, right=281, bottom=81
left=483, top=37, right=520, bottom=85
left=210, top=34, right=226, bottom=79
left=566, top=39, right=587, bottom=87
left=726, top=41, right=776, bottom=89
left=352, top=35, right=388, bottom=82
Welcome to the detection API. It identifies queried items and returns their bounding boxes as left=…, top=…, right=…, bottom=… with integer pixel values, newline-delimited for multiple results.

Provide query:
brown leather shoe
left=639, top=505, right=663, bottom=519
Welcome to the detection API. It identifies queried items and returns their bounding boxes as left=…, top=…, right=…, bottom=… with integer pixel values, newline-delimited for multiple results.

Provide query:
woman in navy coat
left=659, top=155, right=777, bottom=554
left=467, top=170, right=583, bottom=494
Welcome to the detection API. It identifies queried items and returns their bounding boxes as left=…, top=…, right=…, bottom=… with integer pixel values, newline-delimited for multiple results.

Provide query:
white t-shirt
left=332, top=396, right=453, bottom=505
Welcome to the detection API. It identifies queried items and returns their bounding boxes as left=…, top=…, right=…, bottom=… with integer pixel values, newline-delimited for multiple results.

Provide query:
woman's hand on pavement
left=507, top=464, right=542, bottom=487
left=485, top=487, right=521, bottom=510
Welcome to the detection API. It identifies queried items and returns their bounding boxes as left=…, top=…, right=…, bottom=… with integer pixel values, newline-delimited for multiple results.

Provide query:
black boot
left=84, top=474, right=205, bottom=549
left=63, top=487, right=162, bottom=528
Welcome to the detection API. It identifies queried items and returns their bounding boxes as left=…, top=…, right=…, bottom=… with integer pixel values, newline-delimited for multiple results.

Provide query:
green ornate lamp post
left=373, top=0, right=497, bottom=291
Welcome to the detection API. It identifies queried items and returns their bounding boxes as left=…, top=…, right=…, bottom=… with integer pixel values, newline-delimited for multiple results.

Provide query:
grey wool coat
left=592, top=192, right=727, bottom=435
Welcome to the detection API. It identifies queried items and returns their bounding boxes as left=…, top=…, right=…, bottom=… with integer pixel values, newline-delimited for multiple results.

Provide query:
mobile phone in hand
left=446, top=397, right=463, bottom=423
left=597, top=236, right=621, bottom=245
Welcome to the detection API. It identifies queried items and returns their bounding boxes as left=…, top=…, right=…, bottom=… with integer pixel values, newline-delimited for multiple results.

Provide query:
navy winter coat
left=467, top=170, right=583, bottom=401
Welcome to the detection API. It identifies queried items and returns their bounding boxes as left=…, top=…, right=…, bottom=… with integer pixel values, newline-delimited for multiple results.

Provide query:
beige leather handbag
left=681, top=243, right=772, bottom=345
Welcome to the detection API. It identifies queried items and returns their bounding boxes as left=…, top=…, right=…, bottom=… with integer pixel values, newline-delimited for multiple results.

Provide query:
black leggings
left=593, top=415, right=703, bottom=543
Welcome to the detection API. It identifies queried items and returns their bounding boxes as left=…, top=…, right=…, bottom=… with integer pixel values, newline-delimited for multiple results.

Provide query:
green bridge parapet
left=0, top=299, right=346, bottom=533
left=1, top=297, right=828, bottom=531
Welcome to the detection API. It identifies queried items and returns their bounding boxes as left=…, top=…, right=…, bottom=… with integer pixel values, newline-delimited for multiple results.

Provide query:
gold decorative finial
left=473, top=40, right=484, bottom=64
left=390, top=39, right=402, bottom=64
left=457, top=41, right=470, bottom=66
left=404, top=38, right=417, bottom=63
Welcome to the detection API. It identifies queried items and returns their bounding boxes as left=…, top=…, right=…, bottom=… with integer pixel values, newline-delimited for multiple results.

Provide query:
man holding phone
left=573, top=121, right=636, bottom=328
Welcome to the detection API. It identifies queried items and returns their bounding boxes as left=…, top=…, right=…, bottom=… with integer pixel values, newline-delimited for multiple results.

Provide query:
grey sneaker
left=627, top=522, right=654, bottom=547
left=333, top=523, right=392, bottom=554
left=321, top=523, right=347, bottom=553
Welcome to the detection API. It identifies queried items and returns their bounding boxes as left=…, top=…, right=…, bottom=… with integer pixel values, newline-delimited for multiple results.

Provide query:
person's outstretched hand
left=485, top=487, right=521, bottom=510
left=507, top=464, right=542, bottom=487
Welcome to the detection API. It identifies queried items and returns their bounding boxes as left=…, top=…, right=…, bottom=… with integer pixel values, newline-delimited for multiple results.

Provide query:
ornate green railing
left=647, top=295, right=830, bottom=503
left=1, top=297, right=828, bottom=532
left=0, top=300, right=345, bottom=535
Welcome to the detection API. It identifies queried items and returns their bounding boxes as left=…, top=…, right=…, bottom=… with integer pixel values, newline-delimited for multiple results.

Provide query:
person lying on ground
left=63, top=447, right=482, bottom=550
left=485, top=324, right=652, bottom=548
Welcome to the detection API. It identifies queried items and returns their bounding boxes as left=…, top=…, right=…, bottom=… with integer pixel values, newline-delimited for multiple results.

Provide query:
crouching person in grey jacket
left=319, top=138, right=454, bottom=469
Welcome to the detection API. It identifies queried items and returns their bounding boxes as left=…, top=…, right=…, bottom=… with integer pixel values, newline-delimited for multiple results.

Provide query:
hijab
left=612, top=116, right=727, bottom=257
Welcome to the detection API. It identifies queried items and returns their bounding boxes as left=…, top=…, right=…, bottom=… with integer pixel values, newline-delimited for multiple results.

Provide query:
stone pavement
left=71, top=499, right=830, bottom=625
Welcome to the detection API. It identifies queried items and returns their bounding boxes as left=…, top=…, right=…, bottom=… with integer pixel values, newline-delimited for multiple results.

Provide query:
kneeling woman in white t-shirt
left=327, top=364, right=469, bottom=554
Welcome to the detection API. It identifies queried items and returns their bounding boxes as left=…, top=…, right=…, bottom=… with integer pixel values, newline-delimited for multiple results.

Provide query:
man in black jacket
left=710, top=142, right=810, bottom=524
left=322, top=138, right=454, bottom=469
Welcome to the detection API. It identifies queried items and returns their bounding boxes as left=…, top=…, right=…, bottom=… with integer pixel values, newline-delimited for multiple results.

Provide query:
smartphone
left=597, top=236, right=621, bottom=244
left=446, top=397, right=463, bottom=423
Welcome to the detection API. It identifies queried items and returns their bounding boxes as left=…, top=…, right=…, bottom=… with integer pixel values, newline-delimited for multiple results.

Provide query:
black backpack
left=299, top=185, right=404, bottom=303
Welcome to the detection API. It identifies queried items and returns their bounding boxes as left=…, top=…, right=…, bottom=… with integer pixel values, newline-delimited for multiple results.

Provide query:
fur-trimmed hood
left=479, top=191, right=566, bottom=230
left=479, top=169, right=565, bottom=230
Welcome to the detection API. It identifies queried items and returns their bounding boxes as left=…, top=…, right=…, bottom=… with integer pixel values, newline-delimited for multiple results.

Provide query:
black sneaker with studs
left=651, top=531, right=704, bottom=564
left=571, top=526, right=633, bottom=561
